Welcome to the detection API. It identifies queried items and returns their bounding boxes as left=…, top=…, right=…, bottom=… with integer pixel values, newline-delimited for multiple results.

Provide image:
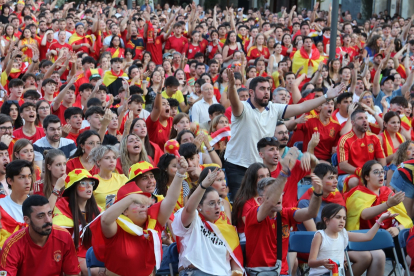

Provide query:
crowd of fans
left=0, top=0, right=414, bottom=275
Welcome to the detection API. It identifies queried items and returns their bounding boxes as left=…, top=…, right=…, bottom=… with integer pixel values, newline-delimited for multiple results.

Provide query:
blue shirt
left=373, top=87, right=402, bottom=112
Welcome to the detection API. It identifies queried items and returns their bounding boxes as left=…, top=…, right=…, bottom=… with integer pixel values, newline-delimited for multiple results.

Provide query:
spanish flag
left=329, top=259, right=339, bottom=276
left=344, top=185, right=413, bottom=231
left=108, top=47, right=125, bottom=58
left=299, top=187, right=345, bottom=206
left=68, top=32, right=92, bottom=45
left=52, top=197, right=75, bottom=228
left=103, top=69, right=128, bottom=87
left=0, top=206, right=27, bottom=247
left=20, top=38, right=35, bottom=62
left=381, top=129, right=404, bottom=157
left=401, top=115, right=411, bottom=132
left=89, top=202, right=162, bottom=269
left=292, top=47, right=325, bottom=78
left=200, top=211, right=244, bottom=271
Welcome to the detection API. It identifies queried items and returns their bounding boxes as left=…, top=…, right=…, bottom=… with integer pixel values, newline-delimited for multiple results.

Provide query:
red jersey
left=245, top=206, right=298, bottom=275
left=337, top=130, right=385, bottom=175
left=144, top=23, right=164, bottom=65
left=65, top=132, right=80, bottom=145
left=270, top=160, right=311, bottom=208
left=297, top=115, right=342, bottom=161
left=12, top=127, right=45, bottom=143
left=165, top=35, right=188, bottom=54
left=247, top=46, right=270, bottom=62
left=199, top=39, right=208, bottom=54
left=0, top=226, right=81, bottom=276
left=51, top=104, right=68, bottom=125
left=237, top=197, right=258, bottom=233
left=39, top=38, right=57, bottom=61
left=186, top=43, right=201, bottom=60
left=48, top=41, right=71, bottom=61
left=66, top=156, right=100, bottom=175
left=145, top=116, right=173, bottom=149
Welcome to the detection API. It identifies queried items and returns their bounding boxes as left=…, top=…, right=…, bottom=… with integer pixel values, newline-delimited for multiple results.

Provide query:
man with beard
left=257, top=137, right=318, bottom=207
left=33, top=115, right=76, bottom=171
left=274, top=121, right=303, bottom=160
left=224, top=69, right=345, bottom=199
left=0, top=195, right=80, bottom=275
left=337, top=109, right=386, bottom=192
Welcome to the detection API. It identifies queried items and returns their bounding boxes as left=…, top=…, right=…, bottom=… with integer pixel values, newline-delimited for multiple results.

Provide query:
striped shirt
left=33, top=137, right=77, bottom=161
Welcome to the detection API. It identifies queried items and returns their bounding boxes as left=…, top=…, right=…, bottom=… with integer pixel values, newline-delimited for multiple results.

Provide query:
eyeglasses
left=372, top=169, right=385, bottom=176
left=0, top=126, right=13, bottom=132
left=79, top=180, right=95, bottom=187
left=207, top=199, right=224, bottom=208
left=362, top=95, right=373, bottom=100
left=86, top=141, right=102, bottom=146
left=38, top=106, right=49, bottom=111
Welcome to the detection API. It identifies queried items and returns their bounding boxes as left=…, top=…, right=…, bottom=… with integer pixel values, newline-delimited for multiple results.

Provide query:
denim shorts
left=390, top=171, right=414, bottom=199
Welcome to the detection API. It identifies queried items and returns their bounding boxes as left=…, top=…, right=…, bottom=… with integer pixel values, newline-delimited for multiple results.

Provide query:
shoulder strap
left=276, top=212, right=282, bottom=262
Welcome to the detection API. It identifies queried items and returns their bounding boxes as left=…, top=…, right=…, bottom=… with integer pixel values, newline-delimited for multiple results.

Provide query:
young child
left=308, top=204, right=396, bottom=276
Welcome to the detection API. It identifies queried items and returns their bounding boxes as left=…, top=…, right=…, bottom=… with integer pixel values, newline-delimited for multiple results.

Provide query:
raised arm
left=158, top=157, right=188, bottom=226
left=149, top=79, right=163, bottom=122
left=401, top=66, right=414, bottom=95
left=226, top=68, right=244, bottom=117
left=348, top=212, right=397, bottom=241
left=360, top=191, right=404, bottom=220
left=372, top=58, right=385, bottom=97
left=293, top=174, right=322, bottom=222
left=291, top=73, right=306, bottom=104
left=52, top=75, right=76, bottom=111
left=180, top=167, right=220, bottom=227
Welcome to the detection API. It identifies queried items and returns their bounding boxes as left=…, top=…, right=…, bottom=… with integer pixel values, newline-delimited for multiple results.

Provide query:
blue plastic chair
left=297, top=184, right=312, bottom=200
left=156, top=242, right=179, bottom=276
left=288, top=231, right=315, bottom=276
left=86, top=247, right=105, bottom=276
left=293, top=141, right=303, bottom=152
left=398, top=228, right=410, bottom=274
left=331, top=152, right=338, bottom=167
left=346, top=229, right=403, bottom=276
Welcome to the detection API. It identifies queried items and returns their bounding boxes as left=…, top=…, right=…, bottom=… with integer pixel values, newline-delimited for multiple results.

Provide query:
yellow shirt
left=93, top=173, right=128, bottom=210
left=162, top=90, right=185, bottom=104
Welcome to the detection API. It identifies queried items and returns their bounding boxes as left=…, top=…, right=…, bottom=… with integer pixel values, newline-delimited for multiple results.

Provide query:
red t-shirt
left=66, top=156, right=100, bottom=175
left=145, top=35, right=164, bottom=65
left=271, top=160, right=311, bottom=208
left=297, top=116, right=342, bottom=161
left=65, top=132, right=80, bottom=145
left=39, top=38, right=57, bottom=61
left=145, top=116, right=173, bottom=150
left=48, top=41, right=71, bottom=60
left=186, top=43, right=201, bottom=60
left=245, top=206, right=297, bottom=275
left=237, top=197, right=258, bottom=233
left=51, top=104, right=68, bottom=125
left=12, top=127, right=45, bottom=143
left=337, top=130, right=385, bottom=175
left=0, top=226, right=81, bottom=276
left=165, top=35, right=188, bottom=54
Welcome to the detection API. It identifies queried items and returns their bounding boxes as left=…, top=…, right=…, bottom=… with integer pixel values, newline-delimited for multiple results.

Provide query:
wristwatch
left=324, top=94, right=329, bottom=101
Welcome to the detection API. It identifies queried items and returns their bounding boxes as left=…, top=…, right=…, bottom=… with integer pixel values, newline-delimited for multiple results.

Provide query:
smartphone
left=345, top=53, right=349, bottom=59
left=186, top=95, right=191, bottom=101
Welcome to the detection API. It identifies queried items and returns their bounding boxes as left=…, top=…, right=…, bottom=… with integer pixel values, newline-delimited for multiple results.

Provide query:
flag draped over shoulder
left=103, top=69, right=128, bottom=87
left=382, top=130, right=404, bottom=157
left=200, top=212, right=244, bottom=271
left=89, top=202, right=162, bottom=269
left=397, top=159, right=414, bottom=183
left=68, top=32, right=92, bottom=45
left=52, top=197, right=74, bottom=228
left=0, top=206, right=27, bottom=247
left=299, top=187, right=345, bottom=206
left=401, top=115, right=412, bottom=131
left=292, top=47, right=325, bottom=77
left=344, top=185, right=413, bottom=230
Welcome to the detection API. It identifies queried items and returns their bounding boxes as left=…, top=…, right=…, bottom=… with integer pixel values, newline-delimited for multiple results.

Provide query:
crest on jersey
left=329, top=128, right=335, bottom=138
left=368, top=143, right=374, bottom=153
left=54, top=250, right=62, bottom=262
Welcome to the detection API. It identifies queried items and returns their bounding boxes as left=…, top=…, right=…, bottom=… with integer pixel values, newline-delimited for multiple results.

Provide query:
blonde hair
left=43, top=149, right=66, bottom=198
left=209, top=114, right=228, bottom=134
left=12, top=139, right=37, bottom=183
left=358, top=91, right=375, bottom=110
left=119, top=134, right=150, bottom=176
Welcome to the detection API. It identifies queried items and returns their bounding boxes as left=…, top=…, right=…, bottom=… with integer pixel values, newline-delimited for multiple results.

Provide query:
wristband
left=199, top=182, right=207, bottom=189
left=52, top=188, right=61, bottom=197
left=175, top=172, right=186, bottom=178
left=375, top=219, right=384, bottom=227
left=313, top=190, right=323, bottom=197
left=279, top=168, right=291, bottom=178
left=207, top=147, right=215, bottom=153
left=385, top=201, right=391, bottom=208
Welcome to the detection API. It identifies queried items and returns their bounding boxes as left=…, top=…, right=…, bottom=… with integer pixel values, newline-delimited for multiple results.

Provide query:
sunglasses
left=264, top=137, right=277, bottom=142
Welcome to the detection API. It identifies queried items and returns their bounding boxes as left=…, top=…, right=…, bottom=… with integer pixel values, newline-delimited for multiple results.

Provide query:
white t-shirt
left=224, top=100, right=287, bottom=168
left=309, top=229, right=348, bottom=276
left=0, top=196, right=25, bottom=223
left=172, top=209, right=231, bottom=276
left=335, top=112, right=348, bottom=125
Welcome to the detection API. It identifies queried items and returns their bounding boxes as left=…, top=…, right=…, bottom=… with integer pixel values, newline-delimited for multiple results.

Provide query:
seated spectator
left=337, top=109, right=386, bottom=192
left=162, top=76, right=189, bottom=113
left=66, top=130, right=100, bottom=175
left=274, top=121, right=303, bottom=159
left=378, top=111, right=405, bottom=164
left=64, top=107, right=84, bottom=144
left=168, top=113, right=191, bottom=140
left=0, top=195, right=81, bottom=275
left=199, top=103, right=225, bottom=131
left=232, top=163, right=270, bottom=241
left=52, top=169, right=101, bottom=275
left=172, top=167, right=244, bottom=276
left=89, top=157, right=188, bottom=276
left=12, top=139, right=41, bottom=182
left=245, top=148, right=322, bottom=276
left=116, top=134, right=151, bottom=175
left=89, top=145, right=127, bottom=210
left=332, top=92, right=353, bottom=127
left=0, top=160, right=31, bottom=247
left=23, top=89, right=40, bottom=104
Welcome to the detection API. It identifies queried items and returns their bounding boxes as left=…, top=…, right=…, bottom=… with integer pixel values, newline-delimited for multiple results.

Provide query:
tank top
left=308, top=229, right=348, bottom=276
